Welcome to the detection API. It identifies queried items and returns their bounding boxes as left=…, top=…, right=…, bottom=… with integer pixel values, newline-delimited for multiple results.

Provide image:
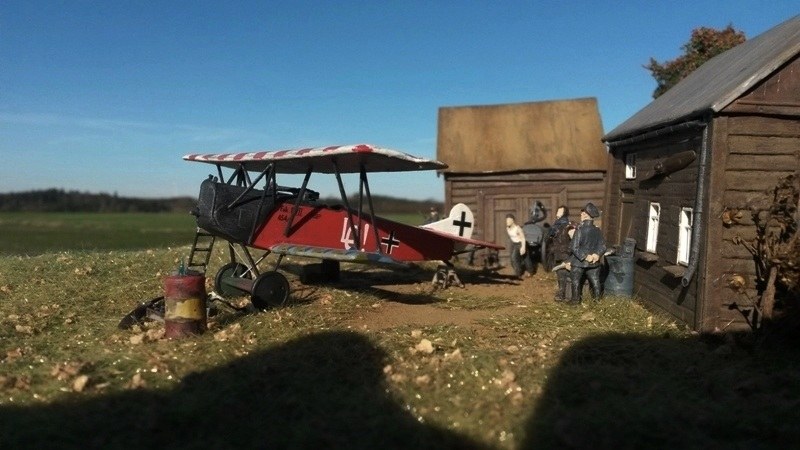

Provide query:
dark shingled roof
left=604, top=15, right=800, bottom=143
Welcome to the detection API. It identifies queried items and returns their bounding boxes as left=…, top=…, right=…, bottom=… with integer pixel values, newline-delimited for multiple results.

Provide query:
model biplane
left=179, top=143, right=503, bottom=310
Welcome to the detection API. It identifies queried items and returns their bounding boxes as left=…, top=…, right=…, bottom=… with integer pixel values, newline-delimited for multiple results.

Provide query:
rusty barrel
left=164, top=273, right=207, bottom=338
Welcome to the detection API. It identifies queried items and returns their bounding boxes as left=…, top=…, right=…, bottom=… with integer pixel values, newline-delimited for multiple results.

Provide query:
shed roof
left=437, top=97, right=607, bottom=173
left=604, top=14, right=800, bottom=143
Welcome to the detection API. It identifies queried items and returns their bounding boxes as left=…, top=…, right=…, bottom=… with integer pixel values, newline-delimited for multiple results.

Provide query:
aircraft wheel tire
left=251, top=271, right=290, bottom=310
left=214, top=262, right=252, bottom=297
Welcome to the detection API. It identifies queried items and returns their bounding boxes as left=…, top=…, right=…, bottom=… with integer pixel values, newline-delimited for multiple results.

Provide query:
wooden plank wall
left=705, top=115, right=800, bottom=330
left=603, top=151, right=625, bottom=244
left=608, top=55, right=800, bottom=331
left=444, top=171, right=605, bottom=264
left=606, top=128, right=703, bottom=326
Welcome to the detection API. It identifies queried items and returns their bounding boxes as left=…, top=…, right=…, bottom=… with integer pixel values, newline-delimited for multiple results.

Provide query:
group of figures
left=505, top=202, right=606, bottom=305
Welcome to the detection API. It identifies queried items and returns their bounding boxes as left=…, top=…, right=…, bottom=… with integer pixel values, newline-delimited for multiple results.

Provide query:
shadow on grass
left=334, top=265, right=518, bottom=305
left=521, top=332, right=800, bottom=449
left=277, top=262, right=517, bottom=307
left=0, top=331, right=482, bottom=450
left=338, top=264, right=519, bottom=288
left=363, top=286, right=442, bottom=305
left=457, top=267, right=521, bottom=286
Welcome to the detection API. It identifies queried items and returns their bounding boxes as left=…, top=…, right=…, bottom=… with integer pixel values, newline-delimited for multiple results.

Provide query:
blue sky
left=1, top=2, right=797, bottom=200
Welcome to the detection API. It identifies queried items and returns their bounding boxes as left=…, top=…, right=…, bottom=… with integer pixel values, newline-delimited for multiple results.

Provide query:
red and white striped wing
left=183, top=144, right=447, bottom=174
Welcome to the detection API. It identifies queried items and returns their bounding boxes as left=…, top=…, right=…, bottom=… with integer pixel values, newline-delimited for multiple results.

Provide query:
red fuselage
left=251, top=201, right=454, bottom=262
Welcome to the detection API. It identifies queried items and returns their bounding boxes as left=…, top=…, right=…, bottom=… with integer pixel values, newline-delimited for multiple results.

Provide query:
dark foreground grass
left=1, top=248, right=799, bottom=449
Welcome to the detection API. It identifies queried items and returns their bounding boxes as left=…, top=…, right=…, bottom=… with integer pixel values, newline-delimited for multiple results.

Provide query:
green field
left=0, top=212, right=424, bottom=255
left=0, top=213, right=198, bottom=255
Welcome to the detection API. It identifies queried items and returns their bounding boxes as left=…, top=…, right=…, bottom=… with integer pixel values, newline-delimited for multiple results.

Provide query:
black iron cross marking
left=452, top=211, right=472, bottom=237
left=381, top=231, right=401, bottom=254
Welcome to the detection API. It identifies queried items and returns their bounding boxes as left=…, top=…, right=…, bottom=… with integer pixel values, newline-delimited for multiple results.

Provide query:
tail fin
left=420, top=203, right=474, bottom=239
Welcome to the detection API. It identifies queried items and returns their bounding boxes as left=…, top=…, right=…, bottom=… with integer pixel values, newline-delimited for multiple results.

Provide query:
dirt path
left=346, top=302, right=532, bottom=330
left=343, top=267, right=555, bottom=330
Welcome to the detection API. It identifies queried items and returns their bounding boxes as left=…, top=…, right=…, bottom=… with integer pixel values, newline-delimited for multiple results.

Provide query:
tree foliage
left=731, top=173, right=800, bottom=328
left=0, top=189, right=196, bottom=213
left=645, top=25, right=746, bottom=98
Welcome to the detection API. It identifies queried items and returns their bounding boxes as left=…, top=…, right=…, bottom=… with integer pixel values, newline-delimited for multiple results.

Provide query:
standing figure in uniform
left=505, top=214, right=532, bottom=279
left=548, top=205, right=574, bottom=302
left=567, top=202, right=606, bottom=304
left=522, top=202, right=546, bottom=274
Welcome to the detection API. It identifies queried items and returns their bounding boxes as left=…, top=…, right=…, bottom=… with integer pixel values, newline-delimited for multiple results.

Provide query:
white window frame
left=625, top=153, right=637, bottom=179
left=677, top=207, right=693, bottom=265
left=646, top=202, right=660, bottom=253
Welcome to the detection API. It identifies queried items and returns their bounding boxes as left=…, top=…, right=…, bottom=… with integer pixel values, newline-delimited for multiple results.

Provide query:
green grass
left=2, top=246, right=799, bottom=448
left=385, top=212, right=430, bottom=226
left=0, top=212, right=196, bottom=255
left=0, top=212, right=423, bottom=256
left=1, top=210, right=799, bottom=448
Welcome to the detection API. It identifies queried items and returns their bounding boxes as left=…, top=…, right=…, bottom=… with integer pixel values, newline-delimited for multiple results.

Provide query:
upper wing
left=183, top=144, right=447, bottom=174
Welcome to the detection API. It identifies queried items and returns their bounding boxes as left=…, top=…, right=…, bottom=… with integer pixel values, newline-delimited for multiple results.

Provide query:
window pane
left=677, top=208, right=693, bottom=265
left=646, top=202, right=660, bottom=253
left=625, top=154, right=637, bottom=179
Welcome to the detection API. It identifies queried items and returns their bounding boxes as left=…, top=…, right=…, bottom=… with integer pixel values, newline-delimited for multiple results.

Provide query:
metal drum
left=604, top=255, right=635, bottom=297
left=164, top=273, right=207, bottom=338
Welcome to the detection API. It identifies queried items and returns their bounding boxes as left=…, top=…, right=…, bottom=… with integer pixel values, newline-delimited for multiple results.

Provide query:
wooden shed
left=602, top=15, right=800, bottom=331
left=437, top=98, right=607, bottom=265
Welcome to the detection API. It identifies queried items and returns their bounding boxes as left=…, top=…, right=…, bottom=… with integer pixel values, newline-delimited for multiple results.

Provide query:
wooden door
left=619, top=188, right=635, bottom=245
left=482, top=190, right=566, bottom=265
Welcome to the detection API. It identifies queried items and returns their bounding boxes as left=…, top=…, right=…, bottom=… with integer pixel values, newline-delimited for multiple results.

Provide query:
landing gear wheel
left=431, top=265, right=464, bottom=289
left=251, top=271, right=290, bottom=310
left=214, top=262, right=252, bottom=297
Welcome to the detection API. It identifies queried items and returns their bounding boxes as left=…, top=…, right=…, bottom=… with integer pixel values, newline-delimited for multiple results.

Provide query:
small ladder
left=188, top=228, right=216, bottom=274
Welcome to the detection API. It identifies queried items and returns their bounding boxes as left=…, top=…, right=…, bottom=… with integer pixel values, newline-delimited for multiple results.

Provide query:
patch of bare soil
left=346, top=302, right=525, bottom=331
left=341, top=264, right=557, bottom=330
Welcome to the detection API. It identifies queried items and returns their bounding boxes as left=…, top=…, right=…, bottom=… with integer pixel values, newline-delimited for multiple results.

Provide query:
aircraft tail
left=420, top=203, right=475, bottom=239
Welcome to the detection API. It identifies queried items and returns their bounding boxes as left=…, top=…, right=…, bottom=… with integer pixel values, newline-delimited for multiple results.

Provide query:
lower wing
left=269, top=243, right=410, bottom=268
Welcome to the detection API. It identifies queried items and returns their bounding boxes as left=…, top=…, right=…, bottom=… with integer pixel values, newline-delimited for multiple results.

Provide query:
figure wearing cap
left=521, top=201, right=546, bottom=274
left=567, top=202, right=606, bottom=304
left=547, top=205, right=574, bottom=302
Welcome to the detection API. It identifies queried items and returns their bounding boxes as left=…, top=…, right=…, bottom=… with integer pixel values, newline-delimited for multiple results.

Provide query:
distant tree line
left=0, top=189, right=196, bottom=213
left=0, top=189, right=443, bottom=215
